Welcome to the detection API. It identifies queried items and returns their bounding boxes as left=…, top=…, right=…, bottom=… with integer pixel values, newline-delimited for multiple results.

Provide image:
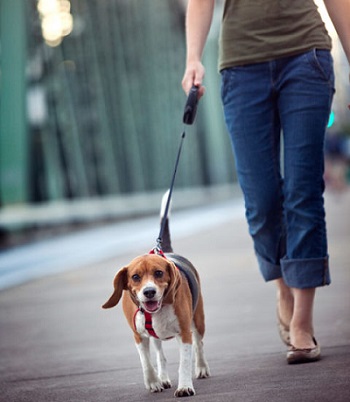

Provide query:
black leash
left=156, top=85, right=199, bottom=251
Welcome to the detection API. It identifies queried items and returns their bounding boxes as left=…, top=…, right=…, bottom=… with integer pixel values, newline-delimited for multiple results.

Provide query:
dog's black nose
left=143, top=287, right=156, bottom=299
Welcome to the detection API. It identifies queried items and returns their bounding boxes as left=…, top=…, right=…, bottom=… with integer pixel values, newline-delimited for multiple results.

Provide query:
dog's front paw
left=145, top=374, right=164, bottom=393
left=161, top=379, right=172, bottom=389
left=195, top=363, right=210, bottom=379
left=174, top=387, right=195, bottom=397
left=147, top=380, right=164, bottom=393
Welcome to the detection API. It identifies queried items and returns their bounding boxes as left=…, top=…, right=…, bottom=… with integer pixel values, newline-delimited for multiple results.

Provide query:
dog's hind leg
left=153, top=338, right=172, bottom=389
left=192, top=296, right=210, bottom=379
left=192, top=326, right=210, bottom=379
left=136, top=338, right=164, bottom=393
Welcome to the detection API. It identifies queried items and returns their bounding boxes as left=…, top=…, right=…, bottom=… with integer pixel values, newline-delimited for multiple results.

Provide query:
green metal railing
left=0, top=0, right=28, bottom=205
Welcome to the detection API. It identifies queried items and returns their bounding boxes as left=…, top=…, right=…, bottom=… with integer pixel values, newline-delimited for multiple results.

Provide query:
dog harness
left=133, top=308, right=160, bottom=338
left=133, top=249, right=199, bottom=339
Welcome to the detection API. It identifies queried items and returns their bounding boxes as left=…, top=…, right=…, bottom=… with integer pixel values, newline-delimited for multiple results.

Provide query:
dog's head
left=102, top=254, right=181, bottom=313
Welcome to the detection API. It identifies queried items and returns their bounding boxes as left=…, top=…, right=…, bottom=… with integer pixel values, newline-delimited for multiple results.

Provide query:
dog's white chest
left=135, top=305, right=179, bottom=340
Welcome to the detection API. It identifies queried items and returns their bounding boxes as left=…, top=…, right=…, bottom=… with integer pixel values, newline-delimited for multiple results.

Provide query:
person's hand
left=182, top=61, right=206, bottom=99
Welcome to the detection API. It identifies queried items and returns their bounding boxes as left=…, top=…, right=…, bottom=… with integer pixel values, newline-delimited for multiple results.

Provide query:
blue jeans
left=221, top=49, right=335, bottom=289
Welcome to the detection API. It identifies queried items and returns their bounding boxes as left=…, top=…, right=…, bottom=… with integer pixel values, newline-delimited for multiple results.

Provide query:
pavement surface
left=0, top=188, right=349, bottom=402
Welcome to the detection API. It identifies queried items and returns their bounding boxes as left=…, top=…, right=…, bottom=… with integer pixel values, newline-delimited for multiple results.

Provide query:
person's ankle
left=289, top=323, right=315, bottom=349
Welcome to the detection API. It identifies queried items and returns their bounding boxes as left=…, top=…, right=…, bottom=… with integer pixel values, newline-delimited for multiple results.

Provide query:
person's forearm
left=185, top=0, right=215, bottom=64
left=324, top=0, right=350, bottom=65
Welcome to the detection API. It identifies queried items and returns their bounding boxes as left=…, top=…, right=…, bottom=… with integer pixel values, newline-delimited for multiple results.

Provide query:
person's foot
left=275, top=281, right=320, bottom=363
left=287, top=337, right=321, bottom=364
left=289, top=287, right=316, bottom=350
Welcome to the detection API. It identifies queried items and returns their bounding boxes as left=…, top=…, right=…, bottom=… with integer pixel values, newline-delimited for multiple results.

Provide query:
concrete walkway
left=0, top=188, right=349, bottom=401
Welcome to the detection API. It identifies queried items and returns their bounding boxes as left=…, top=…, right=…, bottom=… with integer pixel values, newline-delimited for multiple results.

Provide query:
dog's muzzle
left=141, top=286, right=162, bottom=313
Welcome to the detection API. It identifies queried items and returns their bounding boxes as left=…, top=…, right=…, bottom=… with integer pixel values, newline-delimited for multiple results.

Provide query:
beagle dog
left=102, top=195, right=210, bottom=397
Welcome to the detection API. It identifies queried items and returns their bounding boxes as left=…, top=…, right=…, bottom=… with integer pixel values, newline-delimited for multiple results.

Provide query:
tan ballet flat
left=287, top=337, right=321, bottom=364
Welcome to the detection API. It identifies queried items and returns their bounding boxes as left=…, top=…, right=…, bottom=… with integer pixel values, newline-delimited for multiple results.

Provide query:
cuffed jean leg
left=281, top=256, right=330, bottom=289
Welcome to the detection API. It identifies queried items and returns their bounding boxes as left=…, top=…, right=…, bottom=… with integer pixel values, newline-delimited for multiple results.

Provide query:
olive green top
left=219, top=0, right=332, bottom=70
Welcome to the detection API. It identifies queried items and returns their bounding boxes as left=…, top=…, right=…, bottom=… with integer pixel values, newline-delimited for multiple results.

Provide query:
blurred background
left=0, top=0, right=349, bottom=247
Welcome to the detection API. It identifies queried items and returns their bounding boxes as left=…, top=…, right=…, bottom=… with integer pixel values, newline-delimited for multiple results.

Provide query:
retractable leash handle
left=183, top=85, right=199, bottom=125
left=154, top=86, right=200, bottom=252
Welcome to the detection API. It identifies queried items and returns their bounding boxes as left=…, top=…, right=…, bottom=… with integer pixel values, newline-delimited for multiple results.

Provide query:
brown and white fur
left=102, top=193, right=210, bottom=397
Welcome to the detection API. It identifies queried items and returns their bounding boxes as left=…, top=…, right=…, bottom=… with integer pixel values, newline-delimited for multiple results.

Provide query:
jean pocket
left=220, top=66, right=247, bottom=104
left=307, top=49, right=334, bottom=84
left=220, top=68, right=234, bottom=104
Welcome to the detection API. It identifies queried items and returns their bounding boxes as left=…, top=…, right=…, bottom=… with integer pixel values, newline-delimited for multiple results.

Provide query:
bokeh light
left=37, top=0, right=73, bottom=47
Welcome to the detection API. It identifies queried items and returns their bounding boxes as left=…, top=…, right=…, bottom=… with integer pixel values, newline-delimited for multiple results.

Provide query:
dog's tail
left=159, top=190, right=173, bottom=253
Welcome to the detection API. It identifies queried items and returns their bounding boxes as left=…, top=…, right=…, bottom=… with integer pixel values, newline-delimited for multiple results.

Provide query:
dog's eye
left=132, top=274, right=141, bottom=282
left=154, top=270, right=163, bottom=279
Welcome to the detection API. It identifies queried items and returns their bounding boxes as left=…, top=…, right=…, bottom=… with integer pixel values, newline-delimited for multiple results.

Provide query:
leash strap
left=156, top=85, right=199, bottom=251
left=156, top=131, right=185, bottom=251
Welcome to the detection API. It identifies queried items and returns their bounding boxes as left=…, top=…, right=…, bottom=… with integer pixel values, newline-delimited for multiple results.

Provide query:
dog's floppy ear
left=163, top=261, right=181, bottom=304
left=102, top=267, right=128, bottom=309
